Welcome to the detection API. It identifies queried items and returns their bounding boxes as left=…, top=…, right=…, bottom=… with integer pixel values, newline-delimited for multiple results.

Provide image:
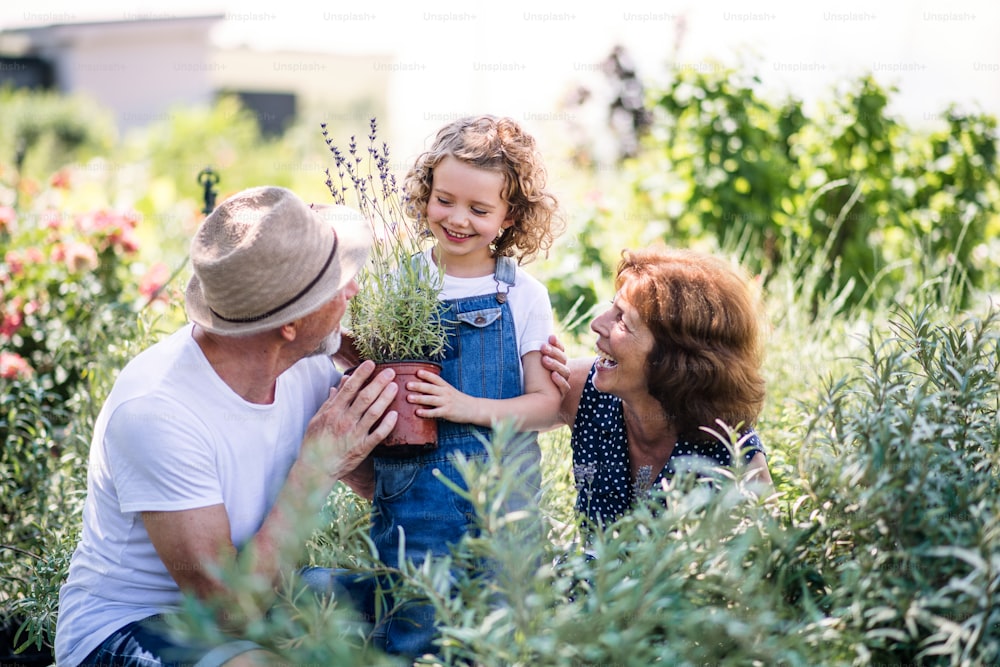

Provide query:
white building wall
left=7, top=17, right=220, bottom=131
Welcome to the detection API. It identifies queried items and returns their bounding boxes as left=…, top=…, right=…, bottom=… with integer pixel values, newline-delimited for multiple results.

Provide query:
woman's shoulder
left=739, top=428, right=766, bottom=459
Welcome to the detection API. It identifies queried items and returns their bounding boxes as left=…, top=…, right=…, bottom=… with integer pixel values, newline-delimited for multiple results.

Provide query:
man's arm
left=338, top=455, right=375, bottom=500
left=142, top=505, right=238, bottom=614
left=142, top=362, right=397, bottom=623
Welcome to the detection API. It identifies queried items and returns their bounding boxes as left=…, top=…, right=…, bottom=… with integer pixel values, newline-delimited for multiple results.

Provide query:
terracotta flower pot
left=360, top=360, right=441, bottom=457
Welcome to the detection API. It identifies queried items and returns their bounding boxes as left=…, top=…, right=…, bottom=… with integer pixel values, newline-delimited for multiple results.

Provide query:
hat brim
left=185, top=204, right=371, bottom=335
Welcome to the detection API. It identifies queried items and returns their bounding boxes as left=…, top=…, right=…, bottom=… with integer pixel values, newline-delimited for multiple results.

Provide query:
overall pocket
left=456, top=307, right=502, bottom=328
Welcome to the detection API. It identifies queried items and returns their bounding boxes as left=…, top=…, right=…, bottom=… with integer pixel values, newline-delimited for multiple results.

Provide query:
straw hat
left=185, top=186, right=371, bottom=335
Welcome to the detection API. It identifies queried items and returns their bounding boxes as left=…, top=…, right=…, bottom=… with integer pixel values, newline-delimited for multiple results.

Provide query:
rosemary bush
left=390, top=422, right=847, bottom=667
left=797, top=304, right=1000, bottom=665
left=322, top=119, right=448, bottom=363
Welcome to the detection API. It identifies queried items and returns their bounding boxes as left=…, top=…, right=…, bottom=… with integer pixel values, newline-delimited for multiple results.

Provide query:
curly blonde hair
left=402, top=115, right=563, bottom=263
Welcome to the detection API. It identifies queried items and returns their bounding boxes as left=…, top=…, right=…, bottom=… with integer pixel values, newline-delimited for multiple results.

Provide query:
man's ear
left=279, top=321, right=298, bottom=342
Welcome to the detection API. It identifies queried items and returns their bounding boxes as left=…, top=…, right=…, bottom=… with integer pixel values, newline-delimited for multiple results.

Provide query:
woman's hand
left=540, top=334, right=571, bottom=396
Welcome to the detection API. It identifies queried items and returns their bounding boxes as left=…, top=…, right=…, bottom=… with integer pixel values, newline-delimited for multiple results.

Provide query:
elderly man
left=55, top=186, right=396, bottom=667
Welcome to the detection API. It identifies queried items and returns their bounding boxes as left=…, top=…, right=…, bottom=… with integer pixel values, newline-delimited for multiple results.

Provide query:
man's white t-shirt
left=55, top=324, right=339, bottom=667
left=419, top=249, right=554, bottom=366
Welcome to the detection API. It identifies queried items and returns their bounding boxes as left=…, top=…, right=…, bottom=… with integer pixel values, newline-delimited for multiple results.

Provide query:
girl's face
left=589, top=286, right=656, bottom=400
left=425, top=155, right=512, bottom=276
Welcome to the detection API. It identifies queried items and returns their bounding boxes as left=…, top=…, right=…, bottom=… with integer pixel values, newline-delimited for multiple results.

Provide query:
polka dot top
left=570, top=363, right=765, bottom=528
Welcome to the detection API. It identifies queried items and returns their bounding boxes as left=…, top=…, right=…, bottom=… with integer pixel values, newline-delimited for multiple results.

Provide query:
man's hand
left=301, top=360, right=397, bottom=481
left=237, top=361, right=398, bottom=593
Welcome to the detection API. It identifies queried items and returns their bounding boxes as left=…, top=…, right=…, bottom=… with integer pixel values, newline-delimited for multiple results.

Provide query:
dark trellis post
left=197, top=167, right=220, bottom=215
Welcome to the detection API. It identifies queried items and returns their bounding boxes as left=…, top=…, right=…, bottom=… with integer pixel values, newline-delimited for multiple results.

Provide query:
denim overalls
left=370, top=255, right=542, bottom=656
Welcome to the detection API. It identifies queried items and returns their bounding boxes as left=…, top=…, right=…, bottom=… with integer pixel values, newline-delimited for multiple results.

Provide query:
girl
left=371, top=114, right=564, bottom=657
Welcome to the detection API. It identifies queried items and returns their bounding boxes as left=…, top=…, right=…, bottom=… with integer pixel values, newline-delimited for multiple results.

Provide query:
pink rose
left=0, top=206, right=15, bottom=234
left=24, top=247, right=44, bottom=264
left=50, top=169, right=71, bottom=189
left=1, top=296, right=24, bottom=338
left=62, top=241, right=100, bottom=273
left=139, top=262, right=171, bottom=302
left=42, top=210, right=63, bottom=230
left=4, top=250, right=24, bottom=276
left=0, top=351, right=33, bottom=380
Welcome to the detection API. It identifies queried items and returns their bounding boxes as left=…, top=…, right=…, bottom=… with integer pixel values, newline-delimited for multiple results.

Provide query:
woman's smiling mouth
left=596, top=347, right=619, bottom=369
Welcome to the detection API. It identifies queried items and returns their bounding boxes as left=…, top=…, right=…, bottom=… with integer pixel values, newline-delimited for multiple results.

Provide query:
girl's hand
left=406, top=369, right=471, bottom=421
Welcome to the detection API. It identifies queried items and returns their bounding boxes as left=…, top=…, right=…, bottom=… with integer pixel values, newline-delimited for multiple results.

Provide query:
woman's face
left=589, top=286, right=656, bottom=400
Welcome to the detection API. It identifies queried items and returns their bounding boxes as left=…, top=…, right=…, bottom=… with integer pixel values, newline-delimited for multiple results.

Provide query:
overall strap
left=493, top=255, right=517, bottom=304
left=493, top=255, right=517, bottom=286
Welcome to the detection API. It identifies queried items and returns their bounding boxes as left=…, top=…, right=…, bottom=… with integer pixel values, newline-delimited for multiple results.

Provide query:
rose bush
left=1, top=166, right=177, bottom=655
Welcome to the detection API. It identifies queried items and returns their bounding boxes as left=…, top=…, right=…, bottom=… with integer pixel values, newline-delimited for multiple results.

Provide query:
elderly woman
left=544, top=246, right=772, bottom=528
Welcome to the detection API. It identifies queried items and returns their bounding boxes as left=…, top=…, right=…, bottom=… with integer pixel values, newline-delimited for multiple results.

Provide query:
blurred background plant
left=1, top=43, right=998, bottom=665
left=549, top=59, right=999, bottom=330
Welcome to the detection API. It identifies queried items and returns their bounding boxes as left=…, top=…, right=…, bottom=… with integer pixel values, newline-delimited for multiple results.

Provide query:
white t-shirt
left=55, top=324, right=339, bottom=667
left=420, top=249, right=554, bottom=362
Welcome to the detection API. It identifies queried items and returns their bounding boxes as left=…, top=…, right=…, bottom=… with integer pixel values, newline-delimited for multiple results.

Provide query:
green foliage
left=323, top=422, right=840, bottom=666
left=899, top=110, right=1000, bottom=293
left=0, top=87, right=116, bottom=184
left=0, top=166, right=180, bottom=653
left=569, top=62, right=1000, bottom=316
left=797, top=305, right=1000, bottom=665
left=653, top=66, right=803, bottom=258
left=323, top=119, right=448, bottom=363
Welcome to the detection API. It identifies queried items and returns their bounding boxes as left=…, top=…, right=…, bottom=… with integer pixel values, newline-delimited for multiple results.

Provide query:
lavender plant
left=322, top=119, right=448, bottom=363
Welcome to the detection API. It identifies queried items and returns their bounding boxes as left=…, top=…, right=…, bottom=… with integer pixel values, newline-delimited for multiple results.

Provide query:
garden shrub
left=797, top=304, right=1000, bottom=665
left=561, top=58, right=1000, bottom=318
left=391, top=425, right=846, bottom=667
left=0, top=169, right=175, bottom=654
left=0, top=88, right=116, bottom=188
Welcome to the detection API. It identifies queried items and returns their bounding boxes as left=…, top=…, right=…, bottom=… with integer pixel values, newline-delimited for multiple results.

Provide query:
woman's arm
left=745, top=451, right=773, bottom=487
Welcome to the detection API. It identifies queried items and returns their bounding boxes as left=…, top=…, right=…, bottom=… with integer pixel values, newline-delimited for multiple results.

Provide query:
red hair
left=615, top=247, right=766, bottom=435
